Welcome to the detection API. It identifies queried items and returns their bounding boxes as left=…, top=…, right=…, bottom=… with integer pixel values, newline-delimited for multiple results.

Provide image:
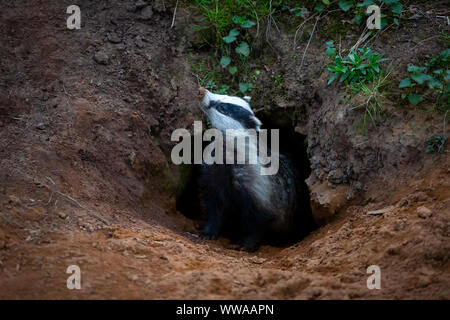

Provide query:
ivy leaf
left=235, top=41, right=250, bottom=57
left=427, top=78, right=442, bottom=89
left=326, top=46, right=336, bottom=57
left=228, top=66, right=237, bottom=75
left=338, top=0, right=353, bottom=12
left=407, top=65, right=424, bottom=73
left=239, top=83, right=252, bottom=93
left=408, top=93, right=422, bottom=105
left=411, top=73, right=431, bottom=85
left=232, top=16, right=244, bottom=24
left=399, top=78, right=412, bottom=88
left=223, top=29, right=239, bottom=43
left=241, top=20, right=255, bottom=28
left=220, top=56, right=231, bottom=67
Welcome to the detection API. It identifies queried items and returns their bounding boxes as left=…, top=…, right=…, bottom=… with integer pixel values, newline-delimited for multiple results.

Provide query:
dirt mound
left=0, top=0, right=448, bottom=299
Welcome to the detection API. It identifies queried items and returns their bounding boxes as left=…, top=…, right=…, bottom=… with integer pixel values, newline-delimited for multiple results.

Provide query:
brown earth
left=0, top=0, right=449, bottom=299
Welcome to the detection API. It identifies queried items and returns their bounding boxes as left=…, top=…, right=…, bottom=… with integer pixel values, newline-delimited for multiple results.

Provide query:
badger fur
left=197, top=87, right=314, bottom=251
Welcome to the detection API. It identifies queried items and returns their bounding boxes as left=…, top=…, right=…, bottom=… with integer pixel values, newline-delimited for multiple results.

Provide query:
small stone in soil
left=36, top=122, right=46, bottom=130
left=417, top=206, right=432, bottom=219
left=94, top=51, right=109, bottom=65
left=107, top=32, right=121, bottom=44
left=140, top=6, right=153, bottom=20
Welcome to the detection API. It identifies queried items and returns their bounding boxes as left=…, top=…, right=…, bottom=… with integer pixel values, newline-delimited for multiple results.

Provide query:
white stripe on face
left=201, top=89, right=253, bottom=113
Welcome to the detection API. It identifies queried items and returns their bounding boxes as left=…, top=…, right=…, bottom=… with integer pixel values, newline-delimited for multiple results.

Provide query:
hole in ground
left=176, top=114, right=317, bottom=248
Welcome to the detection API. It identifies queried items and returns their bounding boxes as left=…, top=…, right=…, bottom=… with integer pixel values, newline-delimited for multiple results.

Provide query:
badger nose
left=198, top=87, right=206, bottom=99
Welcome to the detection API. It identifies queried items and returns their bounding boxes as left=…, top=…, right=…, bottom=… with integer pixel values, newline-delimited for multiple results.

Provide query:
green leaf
left=239, top=83, right=252, bottom=93
left=235, top=41, right=250, bottom=57
left=327, top=73, right=339, bottom=85
left=399, top=78, right=412, bottom=88
left=223, top=29, right=239, bottom=43
left=391, top=2, right=402, bottom=15
left=440, top=48, right=450, bottom=60
left=411, top=73, right=431, bottom=84
left=232, top=16, right=245, bottom=24
left=338, top=0, right=353, bottom=12
left=220, top=56, right=231, bottom=67
left=228, top=66, right=237, bottom=75
left=380, top=17, right=388, bottom=29
left=427, top=78, right=442, bottom=89
left=241, top=20, right=255, bottom=28
left=326, top=46, right=336, bottom=57
left=358, top=0, right=374, bottom=6
left=408, top=93, right=422, bottom=105
left=216, top=84, right=230, bottom=94
left=314, top=5, right=324, bottom=12
left=407, top=65, right=425, bottom=73
left=322, top=0, right=330, bottom=5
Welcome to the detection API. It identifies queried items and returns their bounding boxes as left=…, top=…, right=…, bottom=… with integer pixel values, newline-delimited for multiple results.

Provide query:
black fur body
left=195, top=88, right=316, bottom=251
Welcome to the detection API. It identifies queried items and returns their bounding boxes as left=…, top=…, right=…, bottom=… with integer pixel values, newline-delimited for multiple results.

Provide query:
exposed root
left=299, top=16, right=319, bottom=71
left=170, top=0, right=179, bottom=29
left=293, top=13, right=318, bottom=51
left=39, top=177, right=111, bottom=225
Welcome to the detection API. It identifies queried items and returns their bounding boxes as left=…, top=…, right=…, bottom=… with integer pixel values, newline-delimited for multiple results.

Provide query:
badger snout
left=198, top=87, right=211, bottom=109
left=198, top=87, right=206, bottom=99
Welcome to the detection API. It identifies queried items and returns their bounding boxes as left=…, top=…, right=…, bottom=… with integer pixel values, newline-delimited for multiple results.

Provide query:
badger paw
left=200, top=229, right=219, bottom=240
left=236, top=239, right=260, bottom=252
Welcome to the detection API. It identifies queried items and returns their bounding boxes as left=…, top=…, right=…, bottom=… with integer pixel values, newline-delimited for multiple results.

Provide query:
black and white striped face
left=198, top=87, right=262, bottom=132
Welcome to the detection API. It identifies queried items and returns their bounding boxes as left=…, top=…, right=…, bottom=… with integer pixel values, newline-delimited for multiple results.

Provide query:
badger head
left=198, top=87, right=261, bottom=132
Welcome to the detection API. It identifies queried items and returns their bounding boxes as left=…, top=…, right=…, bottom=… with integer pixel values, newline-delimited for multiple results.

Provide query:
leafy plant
left=326, top=42, right=388, bottom=86
left=192, top=0, right=267, bottom=94
left=398, top=49, right=450, bottom=108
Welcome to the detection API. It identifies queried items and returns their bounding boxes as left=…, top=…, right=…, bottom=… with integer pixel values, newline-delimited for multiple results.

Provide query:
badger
left=196, top=87, right=314, bottom=251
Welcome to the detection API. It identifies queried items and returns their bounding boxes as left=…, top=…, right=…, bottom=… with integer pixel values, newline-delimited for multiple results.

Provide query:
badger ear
left=243, top=96, right=251, bottom=103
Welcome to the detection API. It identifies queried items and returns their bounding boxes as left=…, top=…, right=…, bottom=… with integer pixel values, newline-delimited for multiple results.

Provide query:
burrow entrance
left=176, top=109, right=316, bottom=247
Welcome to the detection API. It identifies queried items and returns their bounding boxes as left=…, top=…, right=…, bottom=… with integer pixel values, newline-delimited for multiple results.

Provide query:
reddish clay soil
left=0, top=1, right=448, bottom=299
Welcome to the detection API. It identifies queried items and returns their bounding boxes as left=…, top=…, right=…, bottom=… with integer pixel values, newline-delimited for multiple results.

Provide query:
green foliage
left=285, top=0, right=404, bottom=29
left=239, top=82, right=253, bottom=93
left=235, top=41, right=250, bottom=56
left=398, top=49, right=450, bottom=109
left=191, top=0, right=273, bottom=94
left=425, top=134, right=446, bottom=155
left=337, top=0, right=403, bottom=28
left=349, top=70, right=392, bottom=133
left=325, top=40, right=390, bottom=134
left=326, top=42, right=388, bottom=86
left=222, top=28, right=240, bottom=43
